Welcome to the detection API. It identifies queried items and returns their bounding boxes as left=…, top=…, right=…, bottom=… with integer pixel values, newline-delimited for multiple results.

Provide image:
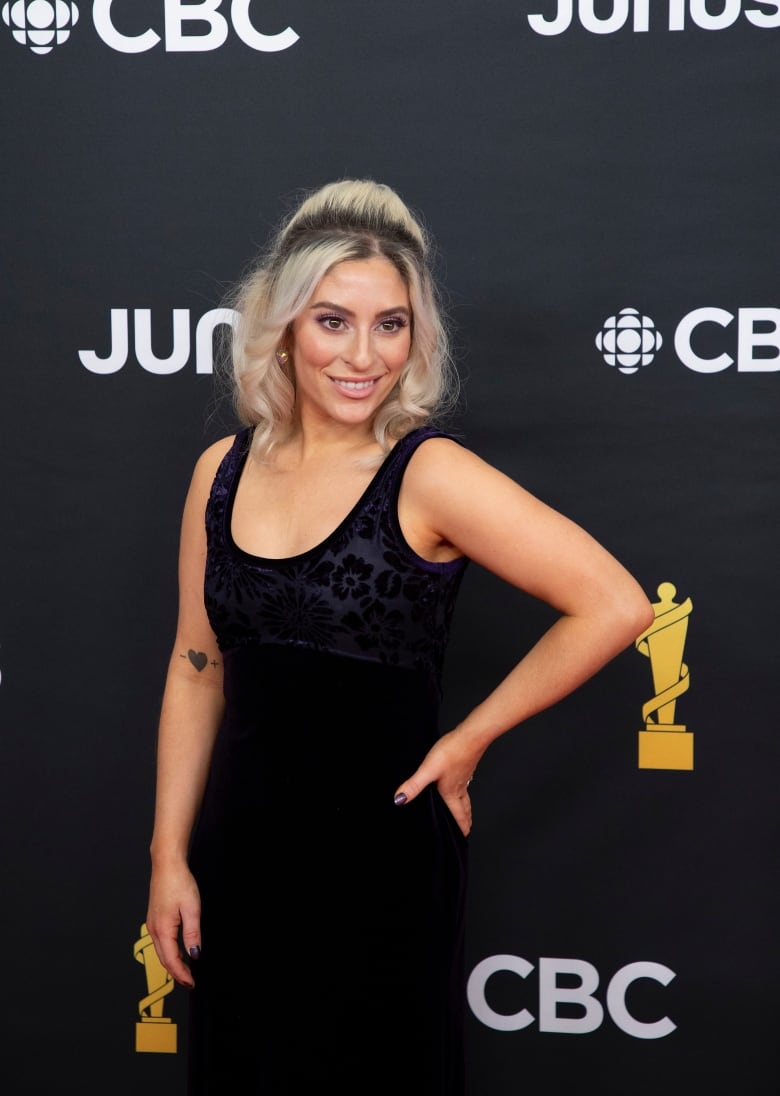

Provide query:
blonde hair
left=223, top=179, right=458, bottom=459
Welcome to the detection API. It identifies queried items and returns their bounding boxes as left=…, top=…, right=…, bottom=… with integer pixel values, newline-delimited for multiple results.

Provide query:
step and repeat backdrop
left=1, top=3, right=777, bottom=1093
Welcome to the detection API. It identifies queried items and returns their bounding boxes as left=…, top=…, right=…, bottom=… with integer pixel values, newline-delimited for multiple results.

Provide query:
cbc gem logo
left=595, top=307, right=663, bottom=375
left=2, top=1, right=79, bottom=54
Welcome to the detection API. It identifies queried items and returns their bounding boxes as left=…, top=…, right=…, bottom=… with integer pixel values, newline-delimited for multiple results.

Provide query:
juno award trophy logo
left=133, top=922, right=177, bottom=1053
left=635, top=582, right=693, bottom=770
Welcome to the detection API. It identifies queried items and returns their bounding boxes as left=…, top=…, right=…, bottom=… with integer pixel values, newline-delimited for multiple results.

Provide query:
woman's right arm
left=145, top=436, right=234, bottom=988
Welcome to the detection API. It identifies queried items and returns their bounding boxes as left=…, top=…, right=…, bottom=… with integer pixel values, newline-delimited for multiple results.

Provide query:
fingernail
left=189, top=946, right=201, bottom=960
left=393, top=792, right=408, bottom=806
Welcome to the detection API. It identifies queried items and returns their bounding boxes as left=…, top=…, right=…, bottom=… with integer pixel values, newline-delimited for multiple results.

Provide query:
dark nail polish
left=394, top=792, right=408, bottom=806
left=189, top=945, right=201, bottom=960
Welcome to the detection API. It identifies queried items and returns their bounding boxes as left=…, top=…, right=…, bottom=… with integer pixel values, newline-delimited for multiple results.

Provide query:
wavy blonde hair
left=223, top=179, right=458, bottom=459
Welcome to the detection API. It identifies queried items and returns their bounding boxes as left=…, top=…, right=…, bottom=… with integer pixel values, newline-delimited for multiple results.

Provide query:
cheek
left=392, top=334, right=412, bottom=367
left=294, top=331, right=333, bottom=369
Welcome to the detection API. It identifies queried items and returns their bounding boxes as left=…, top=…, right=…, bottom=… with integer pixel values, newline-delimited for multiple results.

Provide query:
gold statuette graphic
left=133, top=921, right=177, bottom=1053
left=635, top=582, right=693, bottom=771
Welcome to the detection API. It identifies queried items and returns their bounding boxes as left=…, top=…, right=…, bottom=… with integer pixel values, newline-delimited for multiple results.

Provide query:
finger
left=176, top=893, right=202, bottom=976
left=441, top=787, right=473, bottom=837
left=393, top=771, right=428, bottom=807
left=182, top=928, right=202, bottom=963
left=155, top=948, right=195, bottom=989
left=152, top=929, right=196, bottom=989
left=172, top=957, right=196, bottom=989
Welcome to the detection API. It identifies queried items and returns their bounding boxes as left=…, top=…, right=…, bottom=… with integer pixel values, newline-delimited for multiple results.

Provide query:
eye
left=379, top=316, right=408, bottom=333
left=316, top=313, right=345, bottom=331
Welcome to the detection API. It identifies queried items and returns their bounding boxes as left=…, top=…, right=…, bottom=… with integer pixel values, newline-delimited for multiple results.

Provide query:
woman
left=145, top=179, right=653, bottom=1094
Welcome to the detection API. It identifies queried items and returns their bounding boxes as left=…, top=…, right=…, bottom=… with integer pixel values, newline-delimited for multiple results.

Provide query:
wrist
left=149, top=840, right=190, bottom=868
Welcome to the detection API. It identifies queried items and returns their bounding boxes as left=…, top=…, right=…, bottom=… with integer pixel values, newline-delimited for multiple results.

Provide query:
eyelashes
left=314, top=312, right=409, bottom=333
left=379, top=317, right=409, bottom=332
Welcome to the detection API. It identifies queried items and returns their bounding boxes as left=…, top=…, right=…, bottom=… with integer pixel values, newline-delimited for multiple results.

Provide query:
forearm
left=455, top=602, right=649, bottom=751
left=149, top=662, right=225, bottom=866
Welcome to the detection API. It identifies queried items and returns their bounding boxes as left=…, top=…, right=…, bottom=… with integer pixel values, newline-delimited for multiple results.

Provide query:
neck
left=273, top=422, right=382, bottom=471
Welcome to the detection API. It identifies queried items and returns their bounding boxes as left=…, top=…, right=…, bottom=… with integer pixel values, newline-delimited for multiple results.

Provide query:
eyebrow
left=308, top=300, right=411, bottom=318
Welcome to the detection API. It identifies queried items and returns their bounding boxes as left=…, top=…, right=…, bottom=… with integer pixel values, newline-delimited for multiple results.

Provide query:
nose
left=344, top=327, right=375, bottom=372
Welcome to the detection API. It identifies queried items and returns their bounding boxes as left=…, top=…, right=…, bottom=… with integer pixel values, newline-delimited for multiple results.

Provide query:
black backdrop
left=1, top=3, right=778, bottom=1093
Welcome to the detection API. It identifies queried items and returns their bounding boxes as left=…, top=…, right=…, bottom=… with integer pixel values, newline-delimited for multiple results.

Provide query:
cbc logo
left=596, top=308, right=663, bottom=374
left=468, top=955, right=676, bottom=1039
left=596, top=306, right=780, bottom=374
left=3, top=0, right=299, bottom=55
left=3, top=2, right=78, bottom=54
left=529, top=0, right=780, bottom=35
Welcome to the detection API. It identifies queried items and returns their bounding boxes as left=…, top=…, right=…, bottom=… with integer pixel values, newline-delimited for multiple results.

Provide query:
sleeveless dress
left=187, top=425, right=470, bottom=1094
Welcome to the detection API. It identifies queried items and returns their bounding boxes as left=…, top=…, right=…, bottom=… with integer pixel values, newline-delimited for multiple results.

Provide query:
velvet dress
left=186, top=425, right=470, bottom=1094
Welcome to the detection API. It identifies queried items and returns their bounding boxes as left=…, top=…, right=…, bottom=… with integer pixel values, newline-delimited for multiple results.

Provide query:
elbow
left=621, top=590, right=655, bottom=645
left=597, top=584, right=654, bottom=653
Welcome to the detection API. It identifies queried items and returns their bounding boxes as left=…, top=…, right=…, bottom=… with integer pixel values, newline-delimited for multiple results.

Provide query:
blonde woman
left=146, top=179, right=653, bottom=1094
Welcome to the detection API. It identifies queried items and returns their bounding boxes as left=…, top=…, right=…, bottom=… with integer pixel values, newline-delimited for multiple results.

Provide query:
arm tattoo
left=179, top=649, right=219, bottom=672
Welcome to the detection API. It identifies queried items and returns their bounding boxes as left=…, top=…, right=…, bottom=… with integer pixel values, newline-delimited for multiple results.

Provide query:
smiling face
left=287, top=256, right=412, bottom=431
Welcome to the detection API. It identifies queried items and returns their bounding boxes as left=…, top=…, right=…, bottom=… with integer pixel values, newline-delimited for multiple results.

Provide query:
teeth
left=335, top=379, right=375, bottom=390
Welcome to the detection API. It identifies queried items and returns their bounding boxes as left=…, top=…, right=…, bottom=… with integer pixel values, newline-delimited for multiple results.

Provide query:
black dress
left=187, top=425, right=470, bottom=1094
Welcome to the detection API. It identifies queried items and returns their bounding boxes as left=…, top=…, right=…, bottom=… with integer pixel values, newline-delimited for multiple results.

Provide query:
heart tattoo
left=187, top=649, right=208, bottom=672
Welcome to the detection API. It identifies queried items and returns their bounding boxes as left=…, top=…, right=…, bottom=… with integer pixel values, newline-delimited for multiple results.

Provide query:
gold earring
left=275, top=348, right=289, bottom=366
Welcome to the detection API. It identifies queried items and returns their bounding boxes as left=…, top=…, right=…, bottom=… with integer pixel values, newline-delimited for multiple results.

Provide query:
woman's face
left=288, top=256, right=412, bottom=430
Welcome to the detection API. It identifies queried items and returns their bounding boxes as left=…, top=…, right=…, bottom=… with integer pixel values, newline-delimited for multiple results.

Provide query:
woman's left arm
left=394, top=438, right=655, bottom=834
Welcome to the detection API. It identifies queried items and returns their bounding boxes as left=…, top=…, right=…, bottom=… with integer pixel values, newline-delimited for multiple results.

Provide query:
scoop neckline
left=223, top=429, right=402, bottom=565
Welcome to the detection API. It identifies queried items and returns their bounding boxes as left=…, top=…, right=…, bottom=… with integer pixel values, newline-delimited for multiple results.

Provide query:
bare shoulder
left=198, top=433, right=237, bottom=470
left=405, top=434, right=521, bottom=500
left=183, top=434, right=238, bottom=509
left=406, top=434, right=650, bottom=621
left=407, top=434, right=480, bottom=476
left=192, top=434, right=237, bottom=482
left=398, top=435, right=533, bottom=563
left=404, top=433, right=586, bottom=568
